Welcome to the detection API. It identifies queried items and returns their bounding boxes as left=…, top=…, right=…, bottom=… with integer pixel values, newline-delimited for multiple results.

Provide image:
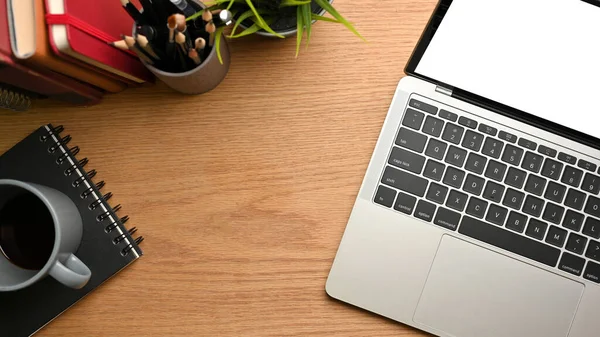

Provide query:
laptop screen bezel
left=404, top=0, right=600, bottom=150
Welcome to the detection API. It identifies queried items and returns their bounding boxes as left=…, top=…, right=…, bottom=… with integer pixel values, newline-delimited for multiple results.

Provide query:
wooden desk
left=0, top=1, right=436, bottom=335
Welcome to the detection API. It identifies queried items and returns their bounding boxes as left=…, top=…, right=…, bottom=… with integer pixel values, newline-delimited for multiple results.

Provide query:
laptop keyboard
left=375, top=96, right=600, bottom=284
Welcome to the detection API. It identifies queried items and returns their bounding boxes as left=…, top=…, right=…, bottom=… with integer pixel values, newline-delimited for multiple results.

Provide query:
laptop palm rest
left=414, top=235, right=583, bottom=337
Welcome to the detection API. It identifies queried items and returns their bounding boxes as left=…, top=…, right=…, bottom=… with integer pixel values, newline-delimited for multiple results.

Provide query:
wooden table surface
left=0, top=1, right=437, bottom=335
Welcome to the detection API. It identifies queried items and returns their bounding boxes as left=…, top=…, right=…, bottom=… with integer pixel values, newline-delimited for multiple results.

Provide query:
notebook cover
left=0, top=125, right=144, bottom=337
left=22, top=0, right=127, bottom=93
left=1, top=0, right=103, bottom=104
left=45, top=0, right=154, bottom=84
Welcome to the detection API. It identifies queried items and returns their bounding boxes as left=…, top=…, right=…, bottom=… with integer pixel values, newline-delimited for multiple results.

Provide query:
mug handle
left=48, top=254, right=92, bottom=289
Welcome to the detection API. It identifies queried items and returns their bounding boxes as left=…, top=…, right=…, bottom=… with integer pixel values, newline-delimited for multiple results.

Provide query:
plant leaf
left=230, top=21, right=261, bottom=38
left=230, top=9, right=259, bottom=37
left=281, top=0, right=311, bottom=6
left=215, top=26, right=225, bottom=64
left=295, top=5, right=303, bottom=57
left=314, top=0, right=365, bottom=41
left=311, top=14, right=341, bottom=23
left=301, top=3, right=311, bottom=48
left=244, top=0, right=284, bottom=38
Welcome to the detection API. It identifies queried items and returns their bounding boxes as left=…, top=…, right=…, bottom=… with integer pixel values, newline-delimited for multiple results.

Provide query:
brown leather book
left=19, top=0, right=127, bottom=93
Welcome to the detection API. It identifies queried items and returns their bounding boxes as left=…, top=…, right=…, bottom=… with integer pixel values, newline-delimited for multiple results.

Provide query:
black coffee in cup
left=0, top=192, right=55, bottom=270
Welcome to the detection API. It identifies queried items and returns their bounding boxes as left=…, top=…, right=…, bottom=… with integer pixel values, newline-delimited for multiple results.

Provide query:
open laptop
left=326, top=0, right=600, bottom=336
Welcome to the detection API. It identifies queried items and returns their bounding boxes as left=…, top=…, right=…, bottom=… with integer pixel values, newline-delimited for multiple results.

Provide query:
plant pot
left=240, top=0, right=334, bottom=38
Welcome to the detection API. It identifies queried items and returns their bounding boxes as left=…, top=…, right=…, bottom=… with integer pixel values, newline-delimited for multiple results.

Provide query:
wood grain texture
left=0, top=1, right=437, bottom=335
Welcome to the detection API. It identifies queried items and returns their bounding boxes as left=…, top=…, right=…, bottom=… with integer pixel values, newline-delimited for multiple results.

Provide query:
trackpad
left=413, top=236, right=583, bottom=337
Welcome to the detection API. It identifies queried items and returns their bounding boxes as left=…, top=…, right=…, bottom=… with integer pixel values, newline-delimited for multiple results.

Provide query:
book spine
left=41, top=124, right=144, bottom=257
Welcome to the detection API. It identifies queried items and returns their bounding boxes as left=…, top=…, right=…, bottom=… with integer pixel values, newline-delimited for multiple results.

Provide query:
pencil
left=120, top=0, right=143, bottom=23
left=124, top=36, right=155, bottom=65
left=140, top=0, right=160, bottom=24
left=109, top=40, right=129, bottom=51
left=167, top=15, right=178, bottom=43
left=188, top=48, right=201, bottom=65
left=206, top=22, right=216, bottom=47
left=175, top=32, right=187, bottom=54
left=136, top=34, right=161, bottom=60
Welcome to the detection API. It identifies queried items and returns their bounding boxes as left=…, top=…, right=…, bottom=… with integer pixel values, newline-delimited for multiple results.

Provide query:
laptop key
left=466, top=197, right=488, bottom=219
left=505, top=167, right=527, bottom=189
left=381, top=166, right=428, bottom=197
left=463, top=174, right=485, bottom=196
left=538, top=145, right=557, bottom=158
left=433, top=207, right=461, bottom=231
left=543, top=203, right=565, bottom=225
left=459, top=216, right=560, bottom=267
left=583, top=261, right=600, bottom=283
left=524, top=174, right=547, bottom=196
left=541, top=158, right=563, bottom=180
left=486, top=204, right=508, bottom=226
left=402, top=108, right=425, bottom=130
left=518, top=138, right=537, bottom=151
left=458, top=116, right=477, bottom=129
left=426, top=183, right=449, bottom=204
left=502, top=188, right=525, bottom=210
left=446, top=189, right=468, bottom=212
left=498, top=131, right=517, bottom=143
left=565, top=233, right=587, bottom=255
left=393, top=191, right=417, bottom=215
left=578, top=159, right=597, bottom=173
left=461, top=130, right=485, bottom=152
left=414, top=200, right=436, bottom=222
left=506, top=212, right=527, bottom=233
left=439, top=109, right=458, bottom=122
left=482, top=137, right=504, bottom=159
left=483, top=181, right=505, bottom=203
left=484, top=160, right=507, bottom=182
left=409, top=99, right=438, bottom=115
left=582, top=173, right=600, bottom=195
left=562, top=210, right=585, bottom=231
left=443, top=167, right=466, bottom=189
left=583, top=217, right=600, bottom=239
left=561, top=166, right=583, bottom=188
left=395, top=127, right=428, bottom=153
left=523, top=195, right=544, bottom=217
left=565, top=189, right=586, bottom=210
left=544, top=182, right=566, bottom=203
left=546, top=226, right=568, bottom=248
left=586, top=240, right=600, bottom=262
left=521, top=151, right=543, bottom=173
left=425, top=138, right=448, bottom=160
left=478, top=123, right=497, bottom=136
left=558, top=253, right=585, bottom=276
left=558, top=152, right=577, bottom=165
left=423, top=160, right=446, bottom=181
left=584, top=196, right=600, bottom=218
left=445, top=146, right=467, bottom=167
left=374, top=185, right=396, bottom=208
left=501, top=144, right=524, bottom=166
left=422, top=116, right=444, bottom=137
left=388, top=147, right=426, bottom=174
left=441, top=123, right=464, bottom=145
left=465, top=153, right=487, bottom=175
left=526, top=219, right=548, bottom=240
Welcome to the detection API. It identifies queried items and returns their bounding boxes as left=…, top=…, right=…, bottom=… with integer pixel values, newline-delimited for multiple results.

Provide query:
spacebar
left=458, top=216, right=561, bottom=267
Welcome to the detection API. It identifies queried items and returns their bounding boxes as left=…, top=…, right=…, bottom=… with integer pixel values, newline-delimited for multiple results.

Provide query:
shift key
left=381, top=166, right=428, bottom=197
left=395, top=127, right=428, bottom=153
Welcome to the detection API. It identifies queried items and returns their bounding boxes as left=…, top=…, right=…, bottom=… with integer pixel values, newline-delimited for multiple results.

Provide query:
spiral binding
left=0, top=85, right=32, bottom=112
left=41, top=125, right=144, bottom=257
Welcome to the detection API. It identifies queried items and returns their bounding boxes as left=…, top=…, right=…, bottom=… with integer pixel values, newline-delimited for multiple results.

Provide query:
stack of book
left=0, top=0, right=154, bottom=111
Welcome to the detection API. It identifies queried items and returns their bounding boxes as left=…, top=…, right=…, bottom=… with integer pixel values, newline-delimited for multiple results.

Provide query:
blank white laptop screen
left=415, top=0, right=600, bottom=140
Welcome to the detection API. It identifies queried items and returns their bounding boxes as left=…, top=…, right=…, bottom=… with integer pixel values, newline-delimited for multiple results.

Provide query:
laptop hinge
left=435, top=85, right=453, bottom=96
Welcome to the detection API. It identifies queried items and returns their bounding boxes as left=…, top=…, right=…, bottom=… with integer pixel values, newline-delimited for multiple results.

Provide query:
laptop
left=326, top=0, right=600, bottom=336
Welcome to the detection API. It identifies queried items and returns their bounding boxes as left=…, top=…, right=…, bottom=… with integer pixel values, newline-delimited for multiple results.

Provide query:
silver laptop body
left=326, top=2, right=600, bottom=337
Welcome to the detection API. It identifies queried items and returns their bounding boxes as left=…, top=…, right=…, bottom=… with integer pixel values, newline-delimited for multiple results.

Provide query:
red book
left=0, top=0, right=102, bottom=105
left=45, top=0, right=154, bottom=85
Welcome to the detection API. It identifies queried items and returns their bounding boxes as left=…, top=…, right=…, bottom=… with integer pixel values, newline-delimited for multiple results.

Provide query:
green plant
left=188, top=0, right=363, bottom=62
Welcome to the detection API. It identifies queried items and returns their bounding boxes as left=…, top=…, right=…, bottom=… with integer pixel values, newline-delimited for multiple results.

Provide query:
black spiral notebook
left=0, top=124, right=144, bottom=336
